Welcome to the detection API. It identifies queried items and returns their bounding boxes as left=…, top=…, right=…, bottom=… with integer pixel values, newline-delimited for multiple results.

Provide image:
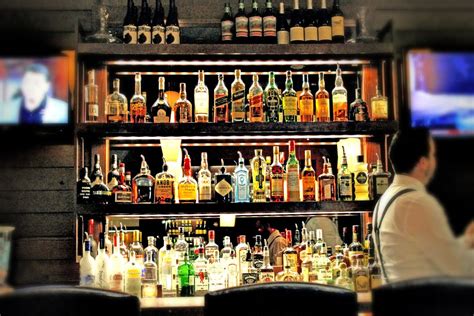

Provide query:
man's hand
left=463, top=220, right=474, bottom=248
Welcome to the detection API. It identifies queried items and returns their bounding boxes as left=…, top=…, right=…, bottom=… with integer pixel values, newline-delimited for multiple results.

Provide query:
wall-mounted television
left=407, top=49, right=474, bottom=137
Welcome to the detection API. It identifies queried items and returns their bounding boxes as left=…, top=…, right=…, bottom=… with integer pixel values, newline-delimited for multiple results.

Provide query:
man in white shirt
left=373, top=128, right=474, bottom=283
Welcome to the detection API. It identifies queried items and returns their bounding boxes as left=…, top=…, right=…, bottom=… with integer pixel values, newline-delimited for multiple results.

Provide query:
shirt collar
left=392, top=174, right=426, bottom=192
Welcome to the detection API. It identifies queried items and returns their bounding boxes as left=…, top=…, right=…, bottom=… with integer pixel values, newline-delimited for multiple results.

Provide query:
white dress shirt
left=373, top=174, right=474, bottom=283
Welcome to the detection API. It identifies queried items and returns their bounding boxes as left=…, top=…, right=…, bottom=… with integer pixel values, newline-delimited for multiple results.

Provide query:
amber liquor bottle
left=132, top=155, right=155, bottom=204
left=301, top=150, right=316, bottom=201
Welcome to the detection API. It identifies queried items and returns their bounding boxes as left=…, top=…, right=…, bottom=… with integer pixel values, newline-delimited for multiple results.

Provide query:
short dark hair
left=24, top=64, right=50, bottom=81
left=389, top=127, right=431, bottom=174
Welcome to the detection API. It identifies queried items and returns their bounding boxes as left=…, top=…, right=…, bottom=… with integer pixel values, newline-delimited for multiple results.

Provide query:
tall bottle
left=318, top=156, right=336, bottom=201
left=231, top=69, right=246, bottom=122
left=193, top=245, right=209, bottom=296
left=91, top=154, right=111, bottom=204
left=348, top=225, right=364, bottom=266
left=106, top=79, right=128, bottom=123
left=249, top=0, right=263, bottom=43
left=235, top=0, right=249, bottom=43
left=259, top=240, right=275, bottom=282
left=107, top=154, right=120, bottom=189
left=152, top=0, right=165, bottom=44
left=286, top=140, right=301, bottom=202
left=315, top=72, right=330, bottom=122
left=215, top=159, right=233, bottom=203
left=132, top=155, right=155, bottom=204
left=130, top=73, right=147, bottom=123
left=252, top=235, right=264, bottom=270
left=77, top=167, right=91, bottom=204
left=332, top=64, right=348, bottom=121
left=174, top=83, right=193, bottom=123
left=125, top=251, right=142, bottom=297
left=317, top=0, right=332, bottom=43
left=302, top=150, right=316, bottom=201
left=221, top=3, right=234, bottom=43
left=194, top=70, right=209, bottom=122
left=331, top=0, right=345, bottom=43
left=248, top=73, right=265, bottom=123
left=369, top=153, right=391, bottom=200
left=95, top=233, right=110, bottom=289
left=109, top=233, right=125, bottom=292
left=151, top=77, right=172, bottom=123
left=214, top=74, right=229, bottom=123
left=304, top=0, right=318, bottom=43
left=354, top=155, right=369, bottom=201
left=371, top=83, right=389, bottom=121
left=155, top=158, right=175, bottom=204
left=123, top=0, right=138, bottom=44
left=138, top=0, right=152, bottom=44
left=165, top=0, right=180, bottom=44
left=234, top=151, right=250, bottom=203
left=263, top=0, right=277, bottom=43
left=270, top=146, right=284, bottom=202
left=178, top=148, right=198, bottom=203
left=198, top=152, right=212, bottom=203
left=80, top=239, right=96, bottom=287
left=160, top=243, right=174, bottom=293
left=85, top=70, right=99, bottom=122
left=276, top=1, right=290, bottom=44
left=130, top=230, right=145, bottom=265
left=337, top=146, right=353, bottom=201
left=264, top=72, right=282, bottom=122
left=282, top=71, right=298, bottom=123
left=251, top=149, right=267, bottom=203
left=283, top=230, right=298, bottom=273
left=142, top=251, right=158, bottom=298
left=299, top=73, right=314, bottom=122
left=290, top=0, right=304, bottom=44
left=205, top=230, right=220, bottom=262
left=349, top=77, right=369, bottom=122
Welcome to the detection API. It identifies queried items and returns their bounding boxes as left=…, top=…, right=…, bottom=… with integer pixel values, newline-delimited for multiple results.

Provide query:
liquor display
left=106, top=79, right=128, bottom=123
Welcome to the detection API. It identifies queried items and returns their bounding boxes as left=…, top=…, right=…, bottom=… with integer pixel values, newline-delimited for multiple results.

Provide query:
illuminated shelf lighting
left=111, top=141, right=338, bottom=148
left=115, top=70, right=359, bottom=76
left=107, top=134, right=372, bottom=141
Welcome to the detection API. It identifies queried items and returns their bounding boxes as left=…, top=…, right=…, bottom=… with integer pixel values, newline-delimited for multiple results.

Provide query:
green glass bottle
left=264, top=71, right=282, bottom=122
left=178, top=252, right=195, bottom=296
left=282, top=70, right=298, bottom=123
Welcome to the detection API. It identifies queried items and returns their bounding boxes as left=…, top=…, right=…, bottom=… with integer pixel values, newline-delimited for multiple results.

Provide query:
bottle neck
left=286, top=77, right=293, bottom=90
left=321, top=0, right=327, bottom=9
left=307, top=0, right=313, bottom=10
left=135, top=77, right=142, bottom=95
left=239, top=1, right=245, bottom=11
left=253, top=1, right=258, bottom=10
left=294, top=0, right=299, bottom=10
left=279, top=2, right=285, bottom=14
left=353, top=232, right=358, bottom=243
left=266, top=1, right=272, bottom=9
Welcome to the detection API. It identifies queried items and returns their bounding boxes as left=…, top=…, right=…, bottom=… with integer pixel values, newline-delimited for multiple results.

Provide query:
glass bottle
left=348, top=225, right=364, bottom=266
left=198, top=152, right=212, bottom=203
left=214, top=73, right=229, bottom=123
left=91, top=154, right=111, bottom=205
left=234, top=0, right=249, bottom=44
left=331, top=0, right=345, bottom=43
left=106, top=79, right=128, bottom=123
left=335, top=263, right=353, bottom=290
left=354, top=155, right=369, bottom=201
left=242, top=246, right=259, bottom=285
left=234, top=151, right=250, bottom=203
left=142, top=251, right=158, bottom=298
left=77, top=167, right=91, bottom=204
left=276, top=1, right=290, bottom=44
left=252, top=235, right=264, bottom=270
left=264, top=72, right=282, bottom=123
left=251, top=149, right=267, bottom=203
left=315, top=72, right=330, bottom=122
left=332, top=64, right=348, bottom=121
left=208, top=255, right=226, bottom=290
left=178, top=148, right=198, bottom=204
left=132, top=155, right=155, bottom=204
left=174, top=228, right=189, bottom=263
left=337, top=146, right=353, bottom=201
left=80, top=239, right=96, bottom=287
left=370, top=83, right=389, bottom=121
left=226, top=250, right=239, bottom=288
left=304, top=0, right=318, bottom=43
left=109, top=233, right=125, bottom=292
left=125, top=251, right=142, bottom=297
left=369, top=153, right=391, bottom=200
left=152, top=0, right=165, bottom=44
left=276, top=264, right=300, bottom=281
left=194, top=70, right=209, bottom=122
left=137, top=0, right=152, bottom=44
left=301, top=239, right=315, bottom=282
left=155, top=158, right=175, bottom=204
left=193, top=245, right=209, bottom=296
left=144, top=236, right=159, bottom=266
left=221, top=3, right=234, bottom=43
left=302, top=150, right=316, bottom=201
left=129, top=230, right=145, bottom=265
left=248, top=73, right=265, bottom=123
left=353, top=254, right=370, bottom=292
left=369, top=257, right=382, bottom=289
left=151, top=77, right=172, bottom=123
left=107, top=154, right=120, bottom=189
left=283, top=230, right=298, bottom=273
left=205, top=230, right=220, bottom=262
left=174, top=83, right=193, bottom=123
left=299, top=73, right=314, bottom=122
left=249, top=0, right=263, bottom=43
left=123, top=0, right=138, bottom=44
left=215, top=159, right=233, bottom=203
left=317, top=0, right=332, bottom=43
left=231, top=69, right=246, bottom=122
left=161, top=243, right=174, bottom=293
left=130, top=73, right=147, bottom=123
left=290, top=0, right=304, bottom=44
left=113, top=163, right=133, bottom=203
left=349, top=77, right=369, bottom=122
left=286, top=140, right=301, bottom=202
left=165, top=0, right=180, bottom=44
left=270, top=146, right=284, bottom=202
left=259, top=239, right=275, bottom=282
left=263, top=0, right=277, bottom=44
left=235, top=236, right=249, bottom=284
left=282, top=70, right=298, bottom=123
left=318, top=156, right=336, bottom=201
left=85, top=69, right=99, bottom=122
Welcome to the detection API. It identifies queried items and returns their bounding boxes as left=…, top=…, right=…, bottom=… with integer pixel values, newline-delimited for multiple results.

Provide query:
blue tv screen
left=407, top=50, right=474, bottom=136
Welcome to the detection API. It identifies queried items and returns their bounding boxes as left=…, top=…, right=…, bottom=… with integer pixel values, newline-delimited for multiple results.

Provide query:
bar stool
left=372, top=277, right=474, bottom=316
left=0, top=285, right=140, bottom=316
left=205, top=282, right=358, bottom=316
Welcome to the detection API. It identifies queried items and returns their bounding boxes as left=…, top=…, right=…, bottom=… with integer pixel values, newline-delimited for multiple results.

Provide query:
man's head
left=21, top=64, right=51, bottom=110
left=389, top=127, right=437, bottom=185
left=255, top=219, right=273, bottom=239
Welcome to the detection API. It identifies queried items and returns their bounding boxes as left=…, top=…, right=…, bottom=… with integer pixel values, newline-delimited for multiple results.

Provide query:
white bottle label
left=194, top=92, right=209, bottom=117
left=375, top=177, right=389, bottom=194
left=138, top=25, right=152, bottom=44
left=199, top=176, right=212, bottom=201
left=287, top=165, right=300, bottom=201
left=290, top=26, right=304, bottom=42
left=221, top=20, right=234, bottom=41
left=166, top=26, right=180, bottom=44
left=123, top=25, right=138, bottom=44
left=88, top=103, right=99, bottom=118
left=277, top=30, right=290, bottom=44
left=152, top=25, right=166, bottom=44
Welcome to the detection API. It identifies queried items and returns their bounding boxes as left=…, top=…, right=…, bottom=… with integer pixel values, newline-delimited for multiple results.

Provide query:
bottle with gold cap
left=129, top=230, right=145, bottom=266
left=132, top=155, right=155, bottom=204
left=151, top=76, right=172, bottom=123
left=270, top=146, right=284, bottom=202
left=251, top=149, right=267, bottom=202
left=178, top=148, right=198, bottom=203
left=301, top=150, right=316, bottom=201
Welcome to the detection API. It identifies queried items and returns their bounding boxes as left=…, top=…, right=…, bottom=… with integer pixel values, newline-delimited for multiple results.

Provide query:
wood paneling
left=0, top=168, right=75, bottom=191
left=15, top=237, right=75, bottom=260
left=12, top=259, right=79, bottom=285
left=0, top=213, right=74, bottom=238
left=2, top=145, right=74, bottom=168
left=0, top=191, right=74, bottom=214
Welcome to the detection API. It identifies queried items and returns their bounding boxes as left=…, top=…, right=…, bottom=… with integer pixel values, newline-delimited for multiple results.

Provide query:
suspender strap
left=373, top=188, right=416, bottom=283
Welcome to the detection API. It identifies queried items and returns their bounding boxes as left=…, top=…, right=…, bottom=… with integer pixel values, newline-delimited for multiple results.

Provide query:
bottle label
left=138, top=25, right=152, bottom=44
left=287, top=165, right=300, bottom=201
left=355, top=172, right=368, bottom=185
left=110, top=273, right=123, bottom=291
left=179, top=183, right=197, bottom=201
left=370, top=274, right=382, bottom=289
left=331, top=16, right=344, bottom=37
left=195, top=93, right=209, bottom=118
left=236, top=173, right=249, bottom=201
left=322, top=180, right=333, bottom=200
left=333, top=94, right=348, bottom=121
left=253, top=256, right=264, bottom=269
left=250, top=93, right=264, bottom=121
left=152, top=25, right=166, bottom=44
left=88, top=103, right=99, bottom=118
left=156, top=179, right=174, bottom=201
left=166, top=25, right=180, bottom=44
left=178, top=106, right=191, bottom=123
left=215, top=179, right=232, bottom=197
left=214, top=95, right=228, bottom=122
left=130, top=101, right=146, bottom=118
left=372, top=100, right=388, bottom=120
left=277, top=30, right=290, bottom=44
left=339, top=177, right=353, bottom=197
left=266, top=89, right=280, bottom=121
left=242, top=273, right=259, bottom=285
left=290, top=26, right=304, bottom=42
left=302, top=176, right=316, bottom=197
left=123, top=25, right=138, bottom=44
left=249, top=16, right=263, bottom=37
left=235, top=16, right=249, bottom=38
left=78, top=184, right=91, bottom=203
left=144, top=269, right=157, bottom=281
left=355, top=274, right=370, bottom=292
left=283, top=96, right=298, bottom=116
left=283, top=253, right=298, bottom=272
left=300, top=98, right=314, bottom=116
left=316, top=98, right=330, bottom=121
left=318, top=25, right=332, bottom=41
left=107, top=100, right=121, bottom=116
left=115, top=191, right=132, bottom=203
left=195, top=272, right=209, bottom=291
left=375, top=177, right=389, bottom=195
left=198, top=177, right=212, bottom=201
left=263, top=16, right=277, bottom=37
left=232, top=89, right=246, bottom=121
left=153, top=109, right=170, bottom=123
left=270, top=173, right=284, bottom=196
left=80, top=274, right=95, bottom=287
left=317, top=269, right=333, bottom=282
left=259, top=271, right=275, bottom=283
left=304, top=26, right=318, bottom=42
left=221, top=20, right=234, bottom=41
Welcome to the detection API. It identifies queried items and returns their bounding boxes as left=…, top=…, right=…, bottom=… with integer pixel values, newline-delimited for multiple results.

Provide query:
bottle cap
left=237, top=151, right=245, bottom=165
left=140, top=154, right=149, bottom=172
left=289, top=140, right=296, bottom=153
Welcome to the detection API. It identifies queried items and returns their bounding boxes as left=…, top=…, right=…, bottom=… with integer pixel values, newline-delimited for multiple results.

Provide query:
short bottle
left=349, top=77, right=369, bottom=121
left=352, top=254, right=370, bottom=292
left=198, top=152, right=212, bottom=203
left=251, top=149, right=267, bottom=203
left=174, top=83, right=193, bottom=123
left=335, top=263, right=353, bottom=290
left=130, top=230, right=145, bottom=265
left=248, top=73, right=265, bottom=122
left=215, top=159, right=233, bottom=203
left=155, top=158, right=175, bottom=204
left=369, top=257, right=382, bottom=289
left=144, top=236, right=159, bottom=266
left=234, top=151, right=250, bottom=203
left=371, top=83, right=389, bottom=121
left=106, top=79, right=128, bottom=123
left=107, top=154, right=120, bottom=190
left=80, top=239, right=97, bottom=287
left=301, top=150, right=316, bottom=201
left=132, top=155, right=155, bottom=204
left=178, top=149, right=198, bottom=204
left=151, top=77, right=172, bottom=123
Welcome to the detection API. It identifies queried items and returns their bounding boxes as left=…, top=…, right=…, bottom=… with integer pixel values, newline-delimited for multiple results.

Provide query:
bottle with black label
left=317, top=0, right=332, bottom=43
left=152, top=0, right=165, bottom=44
left=214, top=74, right=229, bottom=123
left=107, top=154, right=120, bottom=191
left=252, top=235, right=264, bottom=270
left=331, top=0, right=345, bottom=43
left=263, top=0, right=277, bottom=44
left=234, top=0, right=249, bottom=44
left=77, top=167, right=91, bottom=204
left=138, top=0, right=152, bottom=44
left=215, top=160, right=233, bottom=203
left=151, top=77, right=172, bottom=123
left=123, top=0, right=138, bottom=44
left=90, top=154, right=111, bottom=204
left=276, top=2, right=290, bottom=44
left=249, top=0, right=263, bottom=43
left=304, top=0, right=318, bottom=43
left=221, top=3, right=234, bottom=43
left=290, top=0, right=304, bottom=44
left=166, top=0, right=180, bottom=44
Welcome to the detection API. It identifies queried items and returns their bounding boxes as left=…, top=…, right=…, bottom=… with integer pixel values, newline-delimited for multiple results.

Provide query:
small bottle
left=337, top=146, right=353, bottom=201
left=155, top=158, right=176, bottom=204
left=194, top=70, right=209, bottom=123
left=348, top=225, right=364, bottom=266
left=317, top=0, right=332, bottom=43
left=263, top=0, right=277, bottom=44
left=302, top=150, right=316, bottom=201
left=283, top=230, right=298, bottom=273
left=113, top=163, right=132, bottom=204
left=107, top=154, right=120, bottom=190
left=234, top=0, right=249, bottom=43
left=264, top=72, right=282, bottom=122
left=130, top=73, right=147, bottom=123
left=178, top=148, right=198, bottom=204
left=249, top=0, right=263, bottom=43
left=331, top=0, right=345, bottom=43
left=80, top=239, right=97, bottom=287
left=95, top=233, right=110, bottom=289
left=270, top=146, right=285, bottom=202
left=349, top=77, right=369, bottom=122
left=138, top=0, right=152, bottom=44
left=248, top=73, right=265, bottom=123
left=369, top=257, right=382, bottom=289
left=85, top=70, right=99, bottom=122
left=152, top=0, right=165, bottom=44
left=91, top=154, right=111, bottom=205
left=290, top=0, right=304, bottom=44
left=198, top=152, right=212, bottom=202
left=282, top=70, right=298, bottom=123
left=234, top=151, right=250, bottom=203
left=106, top=79, right=129, bottom=123
left=125, top=251, right=142, bottom=297
left=353, top=254, right=370, bottom=292
left=77, top=167, right=91, bottom=204
left=142, top=251, right=158, bottom=298
left=165, top=0, right=180, bottom=44
left=318, top=156, right=336, bottom=201
left=332, top=64, right=348, bottom=121
left=276, top=264, right=300, bottom=281
left=335, top=263, right=353, bottom=290
left=144, top=236, right=159, bottom=266
left=174, top=83, right=193, bottom=123
left=299, top=73, right=314, bottom=122
left=221, top=3, right=234, bottom=43
left=151, top=77, right=172, bottom=123
left=315, top=72, right=330, bottom=122
left=369, top=153, right=391, bottom=200
left=304, top=0, right=318, bottom=43
left=215, top=159, right=233, bottom=203
left=205, top=230, right=220, bottom=262
left=286, top=140, right=301, bottom=202
left=231, top=69, right=246, bottom=122
left=214, top=74, right=229, bottom=123
left=301, top=239, right=314, bottom=282
left=371, top=83, right=389, bottom=121
left=252, top=235, right=264, bottom=270
left=123, top=0, right=138, bottom=44
left=354, top=155, right=369, bottom=201
left=132, top=155, right=155, bottom=204
left=251, top=149, right=267, bottom=203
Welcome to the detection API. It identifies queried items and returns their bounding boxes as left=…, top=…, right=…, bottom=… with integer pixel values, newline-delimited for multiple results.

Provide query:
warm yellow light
left=337, top=138, right=362, bottom=171
left=219, top=214, right=236, bottom=227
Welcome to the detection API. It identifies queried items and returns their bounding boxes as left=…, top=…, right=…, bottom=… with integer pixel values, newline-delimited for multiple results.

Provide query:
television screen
left=407, top=50, right=474, bottom=136
left=0, top=56, right=69, bottom=125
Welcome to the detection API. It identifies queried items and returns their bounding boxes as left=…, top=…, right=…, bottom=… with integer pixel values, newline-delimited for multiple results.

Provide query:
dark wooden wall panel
left=0, top=213, right=75, bottom=238
left=0, top=191, right=75, bottom=214
left=0, top=168, right=75, bottom=191
left=13, top=260, right=79, bottom=285
left=15, top=238, right=76, bottom=261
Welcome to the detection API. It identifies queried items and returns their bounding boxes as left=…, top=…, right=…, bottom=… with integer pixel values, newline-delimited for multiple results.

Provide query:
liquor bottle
left=132, top=155, right=155, bottom=204
left=151, top=77, right=172, bottom=123
left=194, top=70, right=209, bottom=122
left=106, top=79, right=128, bottom=123
left=142, top=251, right=158, bottom=298
left=348, top=225, right=364, bottom=266
left=252, top=235, right=264, bottom=270
left=318, top=156, right=336, bottom=201
left=248, top=73, right=264, bottom=122
left=95, top=233, right=110, bottom=289
left=113, top=163, right=133, bottom=203
left=270, top=146, right=284, bottom=202
left=299, top=73, right=314, bottom=122
left=155, top=158, right=175, bottom=204
left=354, top=155, right=369, bottom=201
left=317, top=0, right=332, bottom=43
left=215, top=159, right=233, bottom=203
left=214, top=74, right=229, bottom=123
left=369, top=257, right=382, bottom=289
left=251, top=149, right=267, bottom=203
left=125, top=251, right=142, bottom=297
left=235, top=236, right=249, bottom=282
left=302, top=150, right=316, bottom=201
left=315, top=72, right=330, bottom=122
left=304, top=0, right=318, bottom=43
left=282, top=70, right=298, bottom=122
left=129, top=230, right=145, bottom=265
left=193, top=245, right=209, bottom=295
left=259, top=240, right=275, bottom=282
left=332, top=64, right=348, bottom=121
left=107, top=154, right=120, bottom=189
left=276, top=2, right=290, bottom=44
left=337, top=146, right=353, bottom=201
left=145, top=236, right=159, bottom=265
left=334, top=263, right=353, bottom=290
left=231, top=69, right=246, bottom=122
left=286, top=140, right=301, bottom=202
left=91, top=154, right=111, bottom=204
left=221, top=236, right=233, bottom=258
left=161, top=243, right=174, bottom=293
left=331, top=0, right=344, bottom=43
left=276, top=263, right=300, bottom=281
left=226, top=250, right=239, bottom=288
left=264, top=156, right=271, bottom=201
left=349, top=77, right=369, bottom=121
left=234, top=0, right=249, bottom=43
left=282, top=230, right=298, bottom=273
left=138, top=0, right=152, bottom=44
left=77, top=167, right=91, bottom=204
left=165, top=0, right=180, bottom=44
left=242, top=246, right=259, bottom=284
left=369, top=153, right=391, bottom=200
left=263, top=0, right=277, bottom=43
left=208, top=255, right=227, bottom=290
left=130, top=73, right=147, bottom=123
left=174, top=83, right=193, bottom=123
left=197, top=152, right=212, bottom=203
left=364, top=223, right=374, bottom=264
left=80, top=239, right=96, bottom=287
left=371, top=83, right=389, bottom=121
left=178, top=149, right=198, bottom=203
left=301, top=239, right=314, bottom=282
left=353, top=254, right=370, bottom=292
left=314, top=228, right=324, bottom=254
left=123, top=0, right=138, bottom=44
left=264, top=72, right=282, bottom=122
left=85, top=70, right=99, bottom=122
left=234, top=151, right=250, bottom=203
left=249, top=0, right=263, bottom=43
left=174, top=229, right=189, bottom=262
left=290, top=0, right=304, bottom=44
left=109, top=233, right=125, bottom=292
left=205, top=230, right=220, bottom=262
left=221, top=3, right=234, bottom=43
left=152, top=0, right=165, bottom=44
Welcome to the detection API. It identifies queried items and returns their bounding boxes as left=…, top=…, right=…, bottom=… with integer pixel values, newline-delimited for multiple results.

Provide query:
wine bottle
left=331, top=0, right=345, bottom=43
left=235, top=0, right=249, bottom=44
left=138, top=0, right=152, bottom=44
left=304, top=0, right=318, bottom=43
left=276, top=2, right=290, bottom=44
left=317, top=0, right=332, bottom=43
left=152, top=0, right=165, bottom=44
left=290, top=0, right=304, bottom=44
left=221, top=3, right=234, bottom=43
left=263, top=0, right=277, bottom=44
left=123, top=0, right=138, bottom=44
left=166, top=0, right=180, bottom=44
left=249, top=0, right=263, bottom=43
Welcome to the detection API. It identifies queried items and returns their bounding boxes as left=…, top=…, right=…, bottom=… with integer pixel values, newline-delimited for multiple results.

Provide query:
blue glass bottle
left=234, top=151, right=250, bottom=203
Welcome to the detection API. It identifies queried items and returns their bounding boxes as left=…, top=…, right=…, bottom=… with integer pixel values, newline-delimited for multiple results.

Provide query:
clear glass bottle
left=129, top=230, right=145, bottom=265
left=371, top=83, right=389, bottom=121
left=214, top=73, right=229, bottom=123
left=270, top=146, right=285, bottom=202
left=85, top=69, right=99, bottom=122
left=155, top=158, right=175, bottom=204
left=174, top=82, right=193, bottom=123
left=299, top=73, right=314, bottom=122
left=125, top=251, right=142, bottom=297
left=91, top=154, right=111, bottom=205
left=264, top=72, right=282, bottom=122
left=106, top=79, right=128, bottom=123
left=95, top=233, right=110, bottom=289
left=231, top=69, right=246, bottom=122
left=80, top=239, right=97, bottom=287
left=301, top=239, right=315, bottom=282
left=235, top=235, right=249, bottom=284
left=144, top=236, right=159, bottom=266
left=142, top=251, right=158, bottom=298
left=282, top=70, right=298, bottom=123
left=332, top=64, right=348, bottom=121
left=151, top=77, right=172, bottom=123
left=316, top=72, right=330, bottom=122
left=286, top=140, right=301, bottom=202
left=208, top=256, right=226, bottom=291
left=234, top=151, right=250, bottom=203
left=338, top=146, right=353, bottom=201
left=174, top=228, right=189, bottom=263
left=130, top=73, right=147, bottom=123
left=205, top=230, right=220, bottom=262
left=354, top=155, right=369, bottom=201
left=318, top=156, right=336, bottom=201
left=251, top=149, right=267, bottom=203
left=302, top=150, right=316, bottom=201
left=259, top=240, right=275, bottom=282
left=178, top=148, right=198, bottom=204
left=194, top=70, right=209, bottom=122
left=335, top=263, right=353, bottom=290
left=193, top=245, right=209, bottom=296
left=353, top=254, right=370, bottom=292
left=161, top=243, right=174, bottom=294
left=369, top=257, right=382, bottom=289
left=248, top=73, right=265, bottom=122
left=369, top=153, right=391, bottom=200
left=132, top=155, right=155, bottom=204
left=109, top=233, right=125, bottom=292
